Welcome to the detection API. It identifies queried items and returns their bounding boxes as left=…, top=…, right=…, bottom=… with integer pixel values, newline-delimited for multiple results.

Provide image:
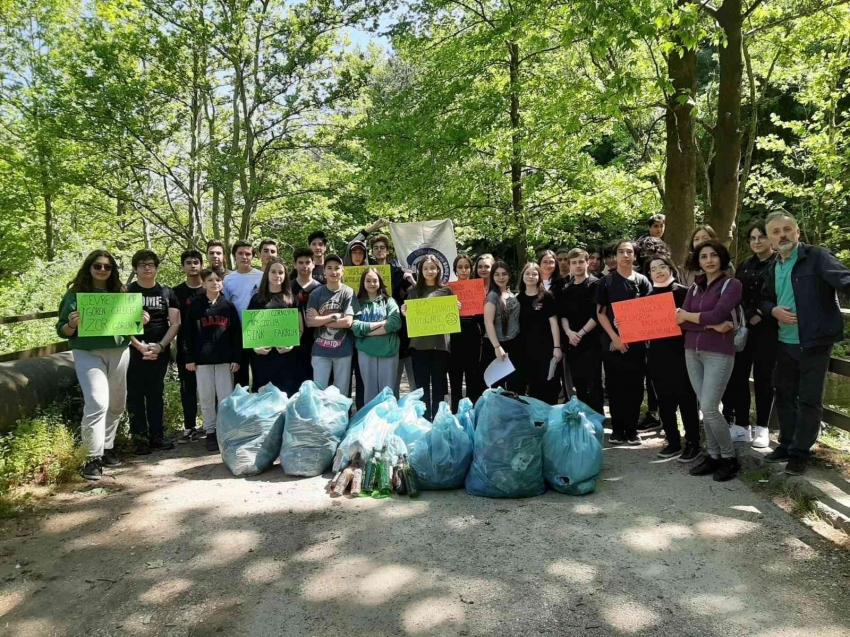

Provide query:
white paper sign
left=484, top=356, right=515, bottom=387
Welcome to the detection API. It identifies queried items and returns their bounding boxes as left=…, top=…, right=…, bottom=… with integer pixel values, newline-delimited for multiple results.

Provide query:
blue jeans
left=685, top=349, right=735, bottom=458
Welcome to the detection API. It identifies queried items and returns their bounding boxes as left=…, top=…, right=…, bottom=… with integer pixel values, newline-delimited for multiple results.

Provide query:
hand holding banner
left=77, top=293, right=144, bottom=337
left=242, top=309, right=300, bottom=348
left=342, top=264, right=392, bottom=295
left=611, top=293, right=681, bottom=344
left=447, top=279, right=485, bottom=316
left=406, top=296, right=461, bottom=338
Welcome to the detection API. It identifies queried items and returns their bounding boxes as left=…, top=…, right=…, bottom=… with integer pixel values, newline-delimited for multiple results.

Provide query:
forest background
left=2, top=0, right=849, bottom=354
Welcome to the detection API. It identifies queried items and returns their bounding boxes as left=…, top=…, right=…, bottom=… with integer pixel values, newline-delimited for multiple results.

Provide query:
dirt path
left=2, top=434, right=850, bottom=637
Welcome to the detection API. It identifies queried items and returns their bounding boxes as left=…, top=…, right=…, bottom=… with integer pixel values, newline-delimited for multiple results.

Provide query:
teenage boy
left=306, top=254, right=360, bottom=393
left=259, top=239, right=279, bottom=270
left=292, top=248, right=321, bottom=384
left=596, top=240, right=653, bottom=445
left=222, top=240, right=262, bottom=387
left=126, top=249, right=181, bottom=455
left=762, top=212, right=850, bottom=475
left=602, top=244, right=618, bottom=275
left=184, top=269, right=242, bottom=452
left=557, top=248, right=604, bottom=414
left=307, top=231, right=329, bottom=284
left=206, top=240, right=231, bottom=277
left=587, top=248, right=604, bottom=277
left=555, top=248, right=572, bottom=280
left=647, top=214, right=666, bottom=239
left=173, top=250, right=206, bottom=443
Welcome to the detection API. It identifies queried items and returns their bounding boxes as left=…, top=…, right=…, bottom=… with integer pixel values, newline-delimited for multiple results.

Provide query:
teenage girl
left=483, top=261, right=523, bottom=391
left=448, top=253, right=484, bottom=410
left=517, top=262, right=562, bottom=402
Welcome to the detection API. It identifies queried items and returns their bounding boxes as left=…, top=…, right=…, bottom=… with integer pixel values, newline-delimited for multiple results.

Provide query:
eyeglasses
left=138, top=262, right=157, bottom=270
left=649, top=265, right=670, bottom=273
left=750, top=236, right=767, bottom=243
left=92, top=263, right=113, bottom=272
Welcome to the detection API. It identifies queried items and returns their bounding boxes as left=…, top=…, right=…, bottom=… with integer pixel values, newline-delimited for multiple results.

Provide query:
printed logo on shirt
left=143, top=295, right=164, bottom=308
left=201, top=315, right=229, bottom=329
left=315, top=300, right=347, bottom=349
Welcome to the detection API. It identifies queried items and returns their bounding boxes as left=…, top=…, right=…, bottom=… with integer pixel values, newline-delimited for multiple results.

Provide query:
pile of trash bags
left=215, top=380, right=605, bottom=498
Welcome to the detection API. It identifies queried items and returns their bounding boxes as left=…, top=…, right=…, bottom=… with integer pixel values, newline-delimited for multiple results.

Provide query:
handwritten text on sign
left=406, top=296, right=461, bottom=338
left=447, top=279, right=485, bottom=316
left=611, top=293, right=681, bottom=344
left=77, top=293, right=144, bottom=337
left=342, top=264, right=392, bottom=295
left=242, top=309, right=300, bottom=348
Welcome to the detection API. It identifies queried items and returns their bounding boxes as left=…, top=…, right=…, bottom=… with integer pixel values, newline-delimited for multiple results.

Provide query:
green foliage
left=0, top=408, right=87, bottom=495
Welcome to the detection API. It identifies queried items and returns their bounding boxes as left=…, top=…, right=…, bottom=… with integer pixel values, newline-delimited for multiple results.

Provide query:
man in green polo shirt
left=763, top=211, right=850, bottom=475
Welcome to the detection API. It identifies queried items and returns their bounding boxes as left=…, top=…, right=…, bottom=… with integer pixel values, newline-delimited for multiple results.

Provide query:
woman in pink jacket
left=677, top=240, right=742, bottom=482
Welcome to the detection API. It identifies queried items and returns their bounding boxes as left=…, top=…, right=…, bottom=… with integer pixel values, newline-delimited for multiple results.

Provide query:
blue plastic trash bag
left=217, top=384, right=289, bottom=477
left=395, top=400, right=431, bottom=454
left=335, top=398, right=399, bottom=470
left=281, top=381, right=353, bottom=476
left=543, top=400, right=603, bottom=495
left=552, top=396, right=604, bottom=445
left=349, top=386, right=395, bottom=431
left=518, top=395, right=553, bottom=425
left=409, top=402, right=473, bottom=490
left=466, top=389, right=546, bottom=498
left=398, top=388, right=425, bottom=411
left=456, top=398, right=475, bottom=439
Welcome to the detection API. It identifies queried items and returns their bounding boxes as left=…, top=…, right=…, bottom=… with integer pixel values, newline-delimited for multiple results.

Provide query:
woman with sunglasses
left=56, top=250, right=148, bottom=481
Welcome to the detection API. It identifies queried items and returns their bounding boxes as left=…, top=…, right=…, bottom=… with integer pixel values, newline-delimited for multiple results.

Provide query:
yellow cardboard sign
left=343, top=264, right=392, bottom=295
left=406, top=295, right=461, bottom=338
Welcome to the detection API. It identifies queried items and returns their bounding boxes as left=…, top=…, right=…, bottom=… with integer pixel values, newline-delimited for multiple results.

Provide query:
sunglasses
left=92, top=263, right=113, bottom=272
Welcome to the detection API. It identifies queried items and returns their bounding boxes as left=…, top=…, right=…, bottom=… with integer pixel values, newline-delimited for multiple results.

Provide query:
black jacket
left=736, top=252, right=777, bottom=327
left=183, top=295, right=243, bottom=365
left=762, top=243, right=850, bottom=348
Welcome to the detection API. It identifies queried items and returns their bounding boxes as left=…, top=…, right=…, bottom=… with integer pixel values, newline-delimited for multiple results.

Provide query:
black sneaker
left=637, top=412, right=662, bottom=432
left=134, top=441, right=152, bottom=456
left=608, top=434, right=626, bottom=445
left=178, top=429, right=203, bottom=444
left=150, top=437, right=175, bottom=451
left=82, top=458, right=102, bottom=481
left=678, top=444, right=701, bottom=463
left=205, top=432, right=218, bottom=452
left=764, top=447, right=791, bottom=463
left=657, top=443, right=682, bottom=458
left=626, top=436, right=642, bottom=446
left=713, top=457, right=738, bottom=482
left=689, top=456, right=719, bottom=476
left=101, top=449, right=122, bottom=467
left=784, top=456, right=808, bottom=476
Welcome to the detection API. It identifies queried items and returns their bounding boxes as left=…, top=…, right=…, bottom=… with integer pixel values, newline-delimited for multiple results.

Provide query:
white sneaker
left=751, top=426, right=770, bottom=448
left=730, top=424, right=752, bottom=443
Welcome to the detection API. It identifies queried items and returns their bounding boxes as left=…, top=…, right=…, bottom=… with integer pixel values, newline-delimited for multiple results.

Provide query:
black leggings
left=411, top=349, right=450, bottom=420
left=449, top=320, right=483, bottom=411
left=603, top=346, right=646, bottom=438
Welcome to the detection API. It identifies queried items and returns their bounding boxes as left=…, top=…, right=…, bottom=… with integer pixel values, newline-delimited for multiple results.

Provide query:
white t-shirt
left=222, top=269, right=263, bottom=318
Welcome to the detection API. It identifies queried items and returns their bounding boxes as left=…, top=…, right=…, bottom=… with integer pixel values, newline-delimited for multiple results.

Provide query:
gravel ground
left=1, top=433, right=850, bottom=637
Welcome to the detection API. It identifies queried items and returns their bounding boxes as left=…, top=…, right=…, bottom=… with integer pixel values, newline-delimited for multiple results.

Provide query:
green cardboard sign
left=242, top=309, right=300, bottom=348
left=77, top=293, right=144, bottom=337
left=405, top=295, right=461, bottom=338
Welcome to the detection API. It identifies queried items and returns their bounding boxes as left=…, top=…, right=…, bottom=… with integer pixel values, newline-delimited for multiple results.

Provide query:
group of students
left=56, top=211, right=850, bottom=486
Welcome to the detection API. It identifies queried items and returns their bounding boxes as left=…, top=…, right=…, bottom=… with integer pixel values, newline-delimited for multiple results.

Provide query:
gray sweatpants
left=196, top=363, right=234, bottom=432
left=312, top=355, right=353, bottom=394
left=359, top=352, right=400, bottom=403
left=685, top=349, right=735, bottom=458
left=74, top=347, right=130, bottom=458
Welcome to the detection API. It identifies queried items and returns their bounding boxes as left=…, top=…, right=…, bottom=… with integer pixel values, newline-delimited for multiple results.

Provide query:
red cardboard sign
left=448, top=279, right=486, bottom=317
left=611, top=293, right=681, bottom=344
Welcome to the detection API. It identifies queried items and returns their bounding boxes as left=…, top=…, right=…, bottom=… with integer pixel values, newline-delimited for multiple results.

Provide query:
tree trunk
left=508, top=41, right=526, bottom=265
left=708, top=0, right=744, bottom=245
left=664, top=41, right=697, bottom=266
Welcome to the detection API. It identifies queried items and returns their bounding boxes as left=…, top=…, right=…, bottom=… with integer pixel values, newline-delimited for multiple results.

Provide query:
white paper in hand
left=547, top=357, right=558, bottom=381
left=484, top=356, right=515, bottom=387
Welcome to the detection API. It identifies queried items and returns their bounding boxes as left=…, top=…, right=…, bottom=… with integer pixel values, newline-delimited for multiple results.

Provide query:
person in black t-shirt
left=596, top=240, right=653, bottom=445
left=126, top=249, right=181, bottom=454
left=173, top=250, right=206, bottom=443
left=557, top=248, right=604, bottom=414
left=517, top=263, right=562, bottom=403
left=292, top=248, right=321, bottom=386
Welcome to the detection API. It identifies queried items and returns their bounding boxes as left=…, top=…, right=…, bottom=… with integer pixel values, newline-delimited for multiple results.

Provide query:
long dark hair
left=357, top=267, right=389, bottom=303
left=488, top=260, right=512, bottom=334
left=453, top=252, right=474, bottom=276
left=518, top=262, right=546, bottom=303
left=472, top=253, right=495, bottom=280
left=70, top=250, right=122, bottom=292
left=685, top=225, right=717, bottom=271
left=414, top=254, right=445, bottom=293
left=537, top=249, right=562, bottom=286
left=257, top=258, right=294, bottom=305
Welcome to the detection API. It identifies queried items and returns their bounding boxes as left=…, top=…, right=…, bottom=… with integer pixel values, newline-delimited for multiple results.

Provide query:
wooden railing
left=0, top=312, right=67, bottom=363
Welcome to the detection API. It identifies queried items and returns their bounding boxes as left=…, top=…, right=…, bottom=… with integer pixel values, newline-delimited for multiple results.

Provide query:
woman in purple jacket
left=676, top=240, right=743, bottom=482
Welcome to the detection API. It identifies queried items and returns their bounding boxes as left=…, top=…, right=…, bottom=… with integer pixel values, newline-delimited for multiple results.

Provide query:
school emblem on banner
left=389, top=220, right=458, bottom=283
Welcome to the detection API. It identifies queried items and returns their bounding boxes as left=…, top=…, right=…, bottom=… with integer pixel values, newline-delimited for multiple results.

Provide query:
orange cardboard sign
left=611, top=293, right=681, bottom=343
left=448, top=279, right=486, bottom=317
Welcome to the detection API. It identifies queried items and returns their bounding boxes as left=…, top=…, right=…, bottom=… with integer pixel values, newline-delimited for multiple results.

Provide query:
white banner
left=389, top=220, right=458, bottom=283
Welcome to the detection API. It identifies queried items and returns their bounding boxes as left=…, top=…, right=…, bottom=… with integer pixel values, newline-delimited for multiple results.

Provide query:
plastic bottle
left=350, top=467, right=363, bottom=497
left=360, top=448, right=377, bottom=496
left=333, top=467, right=354, bottom=496
left=403, top=454, right=420, bottom=498
left=373, top=445, right=392, bottom=499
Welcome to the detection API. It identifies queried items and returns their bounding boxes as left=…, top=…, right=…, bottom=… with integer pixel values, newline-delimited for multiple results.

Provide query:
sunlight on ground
left=693, top=516, right=759, bottom=539
left=242, top=558, right=285, bottom=584
left=547, top=559, right=597, bottom=584
left=619, top=523, right=694, bottom=550
left=138, top=577, right=192, bottom=604
left=682, top=594, right=746, bottom=616
left=731, top=505, right=763, bottom=515
left=40, top=509, right=103, bottom=534
left=599, top=595, right=660, bottom=633
left=402, top=596, right=466, bottom=633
